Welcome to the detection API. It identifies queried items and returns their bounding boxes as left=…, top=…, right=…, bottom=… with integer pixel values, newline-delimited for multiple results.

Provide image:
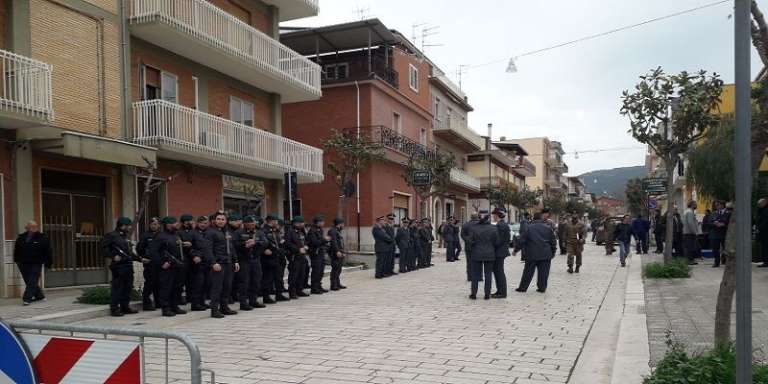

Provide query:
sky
left=284, top=0, right=764, bottom=176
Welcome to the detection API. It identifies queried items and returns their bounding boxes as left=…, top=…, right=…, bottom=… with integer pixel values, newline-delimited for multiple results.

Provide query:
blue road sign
left=647, top=198, right=659, bottom=210
left=0, top=320, right=36, bottom=384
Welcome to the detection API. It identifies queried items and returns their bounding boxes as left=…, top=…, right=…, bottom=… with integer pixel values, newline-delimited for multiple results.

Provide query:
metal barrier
left=8, top=320, right=215, bottom=384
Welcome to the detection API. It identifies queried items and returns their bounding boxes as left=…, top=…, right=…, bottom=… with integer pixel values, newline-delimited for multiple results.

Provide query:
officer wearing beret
left=261, top=214, right=289, bottom=303
left=284, top=216, right=310, bottom=298
left=148, top=216, right=187, bottom=317
left=191, top=216, right=213, bottom=311
left=101, top=217, right=139, bottom=317
left=373, top=215, right=394, bottom=278
left=396, top=218, right=413, bottom=273
left=228, top=214, right=243, bottom=304
left=307, top=215, right=330, bottom=294
left=136, top=217, right=161, bottom=311
left=328, top=218, right=347, bottom=290
left=235, top=216, right=268, bottom=310
left=177, top=214, right=197, bottom=305
left=206, top=211, right=241, bottom=318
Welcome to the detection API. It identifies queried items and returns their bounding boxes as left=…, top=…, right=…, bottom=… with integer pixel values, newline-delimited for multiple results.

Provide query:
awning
left=18, top=127, right=157, bottom=167
left=281, top=18, right=397, bottom=55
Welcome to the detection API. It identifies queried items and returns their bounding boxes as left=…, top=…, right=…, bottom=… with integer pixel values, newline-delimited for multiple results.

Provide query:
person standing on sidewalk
left=136, top=217, right=160, bottom=311
left=565, top=216, right=587, bottom=274
left=396, top=218, right=412, bottom=273
left=149, top=216, right=188, bottom=318
left=491, top=208, right=510, bottom=299
left=513, top=212, right=557, bottom=293
left=14, top=221, right=52, bottom=306
left=467, top=211, right=498, bottom=300
left=653, top=211, right=665, bottom=254
left=613, top=215, right=634, bottom=267
left=307, top=215, right=330, bottom=294
left=603, top=217, right=617, bottom=255
left=373, top=215, right=394, bottom=278
left=682, top=201, right=701, bottom=265
left=328, top=218, right=347, bottom=290
left=207, top=212, right=240, bottom=318
left=631, top=214, right=650, bottom=254
left=557, top=216, right=568, bottom=255
left=461, top=213, right=479, bottom=281
left=710, top=201, right=730, bottom=268
left=519, top=212, right=531, bottom=262
left=101, top=217, right=139, bottom=317
left=442, top=216, right=457, bottom=262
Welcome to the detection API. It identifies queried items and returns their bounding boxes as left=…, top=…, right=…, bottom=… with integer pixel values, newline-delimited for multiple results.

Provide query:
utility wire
left=464, top=0, right=730, bottom=70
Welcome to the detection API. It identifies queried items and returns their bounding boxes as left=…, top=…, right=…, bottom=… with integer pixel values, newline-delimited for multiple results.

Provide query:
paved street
left=70, top=244, right=628, bottom=384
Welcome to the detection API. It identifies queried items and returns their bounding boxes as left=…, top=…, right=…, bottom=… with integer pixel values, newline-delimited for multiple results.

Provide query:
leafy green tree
left=542, top=190, right=567, bottom=215
left=687, top=121, right=735, bottom=203
left=621, top=67, right=724, bottom=263
left=625, top=178, right=646, bottom=217
left=509, top=186, right=543, bottom=213
left=323, top=129, right=385, bottom=218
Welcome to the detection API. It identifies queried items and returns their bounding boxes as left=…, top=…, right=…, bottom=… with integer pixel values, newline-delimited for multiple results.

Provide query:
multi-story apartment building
left=499, top=137, right=569, bottom=200
left=0, top=0, right=322, bottom=297
left=281, top=19, right=435, bottom=251
left=566, top=176, right=587, bottom=202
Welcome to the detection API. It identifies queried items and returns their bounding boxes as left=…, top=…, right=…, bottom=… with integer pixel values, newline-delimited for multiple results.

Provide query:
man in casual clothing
left=613, top=215, right=634, bottom=267
left=653, top=211, right=666, bottom=254
left=682, top=201, right=701, bottom=265
left=631, top=214, right=651, bottom=254
left=603, top=217, right=616, bottom=255
left=557, top=217, right=568, bottom=255
left=14, top=221, right=52, bottom=305
left=710, top=201, right=731, bottom=268
left=513, top=212, right=557, bottom=293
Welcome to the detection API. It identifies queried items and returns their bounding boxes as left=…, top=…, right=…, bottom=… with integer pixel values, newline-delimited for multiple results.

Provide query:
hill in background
left=577, top=166, right=647, bottom=199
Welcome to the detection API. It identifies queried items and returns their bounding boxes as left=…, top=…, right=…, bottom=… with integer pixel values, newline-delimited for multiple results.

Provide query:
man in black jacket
left=409, top=220, right=421, bottom=271
left=385, top=214, right=398, bottom=276
left=461, top=214, right=479, bottom=281
left=149, top=216, right=187, bottom=317
left=396, top=218, right=413, bottom=273
left=261, top=214, right=288, bottom=302
left=177, top=214, right=200, bottom=306
left=307, top=215, right=330, bottom=294
left=710, top=201, right=731, bottom=268
left=191, top=216, right=212, bottom=311
left=467, top=212, right=499, bottom=300
left=373, top=215, right=394, bottom=278
left=328, top=218, right=346, bottom=290
left=284, top=216, right=310, bottom=298
left=14, top=220, right=52, bottom=305
left=442, top=216, right=457, bottom=262
left=101, top=217, right=139, bottom=317
left=136, top=217, right=160, bottom=310
left=492, top=208, right=510, bottom=298
left=235, top=216, right=267, bottom=310
left=653, top=211, right=665, bottom=254
left=514, top=212, right=557, bottom=293
left=206, top=212, right=240, bottom=318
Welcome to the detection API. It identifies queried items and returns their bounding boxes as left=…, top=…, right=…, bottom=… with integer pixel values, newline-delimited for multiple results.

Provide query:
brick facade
left=0, top=131, right=12, bottom=240
left=208, top=0, right=274, bottom=36
left=159, top=161, right=224, bottom=217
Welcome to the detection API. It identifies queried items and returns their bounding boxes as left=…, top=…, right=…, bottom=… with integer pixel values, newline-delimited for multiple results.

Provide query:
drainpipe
left=355, top=81, right=361, bottom=251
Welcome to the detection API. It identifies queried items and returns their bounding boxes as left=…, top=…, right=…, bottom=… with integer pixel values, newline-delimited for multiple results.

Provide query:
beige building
left=497, top=137, right=569, bottom=200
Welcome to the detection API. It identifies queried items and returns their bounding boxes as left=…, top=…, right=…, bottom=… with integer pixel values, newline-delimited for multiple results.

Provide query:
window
left=392, top=112, right=402, bottom=134
left=323, top=63, right=349, bottom=80
left=229, top=96, right=254, bottom=127
left=192, top=76, right=199, bottom=110
left=408, top=64, right=419, bottom=92
left=161, top=72, right=178, bottom=103
left=420, top=128, right=427, bottom=146
left=434, top=97, right=440, bottom=116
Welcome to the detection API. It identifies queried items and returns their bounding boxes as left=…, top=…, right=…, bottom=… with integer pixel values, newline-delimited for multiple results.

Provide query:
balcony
left=261, top=0, right=319, bottom=21
left=544, top=175, right=562, bottom=188
left=512, top=158, right=536, bottom=177
left=0, top=49, right=54, bottom=127
left=449, top=168, right=481, bottom=193
left=130, top=0, right=321, bottom=103
left=433, top=119, right=483, bottom=152
left=132, top=100, right=323, bottom=182
left=358, top=125, right=437, bottom=163
left=320, top=54, right=398, bottom=89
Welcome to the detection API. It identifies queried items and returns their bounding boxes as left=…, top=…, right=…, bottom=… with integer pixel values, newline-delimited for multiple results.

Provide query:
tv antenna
left=354, top=5, right=371, bottom=20
left=420, top=25, right=442, bottom=52
left=411, top=22, right=428, bottom=47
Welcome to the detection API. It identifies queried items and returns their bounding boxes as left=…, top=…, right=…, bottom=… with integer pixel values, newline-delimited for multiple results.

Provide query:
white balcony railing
left=450, top=168, right=482, bottom=192
left=0, top=49, right=53, bottom=121
left=130, top=0, right=321, bottom=97
left=132, top=100, right=323, bottom=181
left=433, top=119, right=485, bottom=149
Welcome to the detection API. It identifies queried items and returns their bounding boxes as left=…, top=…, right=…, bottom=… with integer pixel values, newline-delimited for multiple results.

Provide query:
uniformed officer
left=603, top=217, right=616, bottom=255
left=191, top=216, right=212, bottom=311
left=418, top=219, right=434, bottom=268
left=396, top=218, right=413, bottom=273
left=206, top=211, right=240, bottom=318
left=328, top=218, right=346, bottom=290
left=136, top=217, right=160, bottom=311
left=149, top=216, right=187, bottom=317
left=565, top=216, right=587, bottom=273
left=492, top=208, right=511, bottom=299
left=228, top=214, right=243, bottom=304
left=462, top=213, right=479, bottom=281
left=177, top=214, right=200, bottom=306
left=442, top=216, right=457, bottom=262
left=385, top=214, right=398, bottom=276
left=261, top=214, right=289, bottom=303
left=468, top=211, right=500, bottom=300
left=235, top=216, right=267, bottom=310
left=101, top=217, right=139, bottom=317
left=373, top=215, right=394, bottom=278
left=408, top=219, right=421, bottom=271
left=284, top=216, right=310, bottom=298
left=307, top=215, right=330, bottom=294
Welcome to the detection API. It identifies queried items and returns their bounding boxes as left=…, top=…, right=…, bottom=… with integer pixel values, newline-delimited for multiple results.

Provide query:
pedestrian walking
left=136, top=217, right=160, bottom=311
left=467, top=211, right=498, bottom=300
left=565, top=216, right=587, bottom=273
left=442, top=215, right=457, bottom=262
left=682, top=201, right=701, bottom=265
left=632, top=214, right=650, bottom=254
left=603, top=217, right=616, bottom=255
left=653, top=211, right=665, bottom=254
left=513, top=212, right=557, bottom=293
left=491, top=208, right=510, bottom=298
left=328, top=218, right=347, bottom=290
left=590, top=218, right=600, bottom=242
left=709, top=201, right=730, bottom=268
left=613, top=215, right=634, bottom=267
left=101, top=217, right=139, bottom=317
left=373, top=215, right=394, bottom=278
left=14, top=220, right=52, bottom=306
left=452, top=219, right=462, bottom=260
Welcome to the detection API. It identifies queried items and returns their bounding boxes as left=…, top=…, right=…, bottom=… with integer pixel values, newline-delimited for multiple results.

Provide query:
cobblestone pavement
left=75, top=244, right=622, bottom=384
left=642, top=253, right=768, bottom=365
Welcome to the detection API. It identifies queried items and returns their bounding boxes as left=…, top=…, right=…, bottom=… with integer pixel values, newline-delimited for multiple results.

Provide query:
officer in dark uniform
left=177, top=214, right=200, bottom=306
left=190, top=216, right=212, bottom=311
left=372, top=215, right=393, bottom=278
left=461, top=214, right=479, bottom=281
left=206, top=211, right=240, bottom=318
left=442, top=216, right=457, bottom=262
left=408, top=219, right=420, bottom=271
left=418, top=219, right=433, bottom=268
left=492, top=208, right=510, bottom=298
left=328, top=218, right=346, bottom=290
left=277, top=218, right=290, bottom=297
left=235, top=216, right=267, bottom=310
left=385, top=214, right=398, bottom=276
left=261, top=214, right=288, bottom=303
left=227, top=214, right=242, bottom=304
left=284, top=216, right=309, bottom=299
left=101, top=217, right=139, bottom=317
left=396, top=218, right=412, bottom=273
left=148, top=216, right=187, bottom=317
left=307, top=215, right=330, bottom=294
left=136, top=217, right=160, bottom=311
left=468, top=211, right=500, bottom=300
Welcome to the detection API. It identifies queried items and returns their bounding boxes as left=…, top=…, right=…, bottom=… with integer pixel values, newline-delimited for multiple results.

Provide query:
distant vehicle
left=595, top=216, right=623, bottom=245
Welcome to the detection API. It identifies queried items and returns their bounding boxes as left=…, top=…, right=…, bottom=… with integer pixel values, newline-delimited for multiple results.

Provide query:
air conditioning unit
left=201, top=131, right=226, bottom=152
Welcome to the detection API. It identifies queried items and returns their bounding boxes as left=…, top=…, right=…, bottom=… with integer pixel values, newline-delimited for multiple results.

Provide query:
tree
left=323, top=129, right=385, bottom=219
left=509, top=186, right=543, bottom=213
left=625, top=178, right=646, bottom=217
left=403, top=150, right=455, bottom=218
left=565, top=199, right=589, bottom=217
left=488, top=182, right=516, bottom=210
left=621, top=67, right=724, bottom=263
left=687, top=121, right=735, bottom=203
left=542, top=190, right=567, bottom=216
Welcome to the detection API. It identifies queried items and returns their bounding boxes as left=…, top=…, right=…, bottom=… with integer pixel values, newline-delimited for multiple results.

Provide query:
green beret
left=243, top=216, right=255, bottom=223
left=116, top=217, right=132, bottom=226
left=313, top=215, right=325, bottom=223
left=180, top=214, right=194, bottom=222
left=277, top=219, right=285, bottom=226
left=253, top=216, right=264, bottom=224
left=266, top=214, right=279, bottom=221
left=228, top=213, right=242, bottom=221
left=161, top=216, right=177, bottom=225
left=333, top=218, right=344, bottom=225
left=292, top=215, right=305, bottom=223
left=197, top=215, right=209, bottom=222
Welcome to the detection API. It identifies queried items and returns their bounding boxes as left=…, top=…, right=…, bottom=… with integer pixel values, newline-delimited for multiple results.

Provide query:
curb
left=610, top=254, right=651, bottom=383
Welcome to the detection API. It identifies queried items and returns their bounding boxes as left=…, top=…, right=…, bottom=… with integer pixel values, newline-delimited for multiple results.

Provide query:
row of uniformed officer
left=373, top=215, right=435, bottom=278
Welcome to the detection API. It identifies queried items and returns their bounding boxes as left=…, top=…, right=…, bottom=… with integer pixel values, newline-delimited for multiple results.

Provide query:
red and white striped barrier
left=20, top=334, right=142, bottom=384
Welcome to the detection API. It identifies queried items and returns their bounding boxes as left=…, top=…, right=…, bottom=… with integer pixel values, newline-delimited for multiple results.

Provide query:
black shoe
left=122, top=307, right=139, bottom=315
left=536, top=289, right=546, bottom=293
left=263, top=297, right=277, bottom=304
left=621, top=263, right=626, bottom=267
left=191, top=305, right=207, bottom=311
left=576, top=266, right=580, bottom=273
left=297, top=291, right=310, bottom=297
left=321, top=288, right=329, bottom=293
left=162, top=308, right=176, bottom=317
left=339, top=285, right=347, bottom=289
left=172, top=307, right=187, bottom=315
left=689, top=262, right=698, bottom=265
left=375, top=276, right=383, bottom=279
left=179, top=297, right=187, bottom=306
left=390, top=272, right=398, bottom=276
left=289, top=293, right=299, bottom=299
left=310, top=289, right=324, bottom=294
left=515, top=288, right=526, bottom=293
left=142, top=303, right=156, bottom=311
left=240, top=304, right=254, bottom=311
left=220, top=306, right=238, bottom=316
left=250, top=302, right=266, bottom=309
left=568, top=267, right=573, bottom=274
left=484, top=295, right=490, bottom=300
left=469, top=294, right=477, bottom=300
left=211, top=309, right=225, bottom=319
left=110, top=309, right=124, bottom=317
left=331, top=287, right=340, bottom=291
left=276, top=295, right=290, bottom=302
left=490, top=293, right=506, bottom=299
left=759, top=264, right=768, bottom=268
left=712, top=264, right=720, bottom=268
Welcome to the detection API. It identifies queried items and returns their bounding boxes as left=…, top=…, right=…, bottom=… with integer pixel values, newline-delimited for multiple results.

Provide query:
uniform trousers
left=187, top=261, right=208, bottom=306
left=158, top=264, right=182, bottom=310
left=445, top=241, right=456, bottom=261
left=492, top=257, right=507, bottom=295
left=142, top=263, right=158, bottom=305
left=398, top=248, right=410, bottom=273
left=375, top=251, right=388, bottom=277
left=209, top=264, right=233, bottom=309
left=470, top=260, right=494, bottom=297
left=110, top=266, right=134, bottom=311
left=330, top=255, right=343, bottom=288
left=260, top=256, right=282, bottom=297
left=238, top=258, right=263, bottom=304
left=288, top=255, right=309, bottom=294
left=310, top=251, right=325, bottom=290
left=517, top=259, right=551, bottom=292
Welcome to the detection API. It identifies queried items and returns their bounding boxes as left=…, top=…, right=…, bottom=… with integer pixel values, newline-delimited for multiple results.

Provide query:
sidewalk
left=642, top=253, right=768, bottom=364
